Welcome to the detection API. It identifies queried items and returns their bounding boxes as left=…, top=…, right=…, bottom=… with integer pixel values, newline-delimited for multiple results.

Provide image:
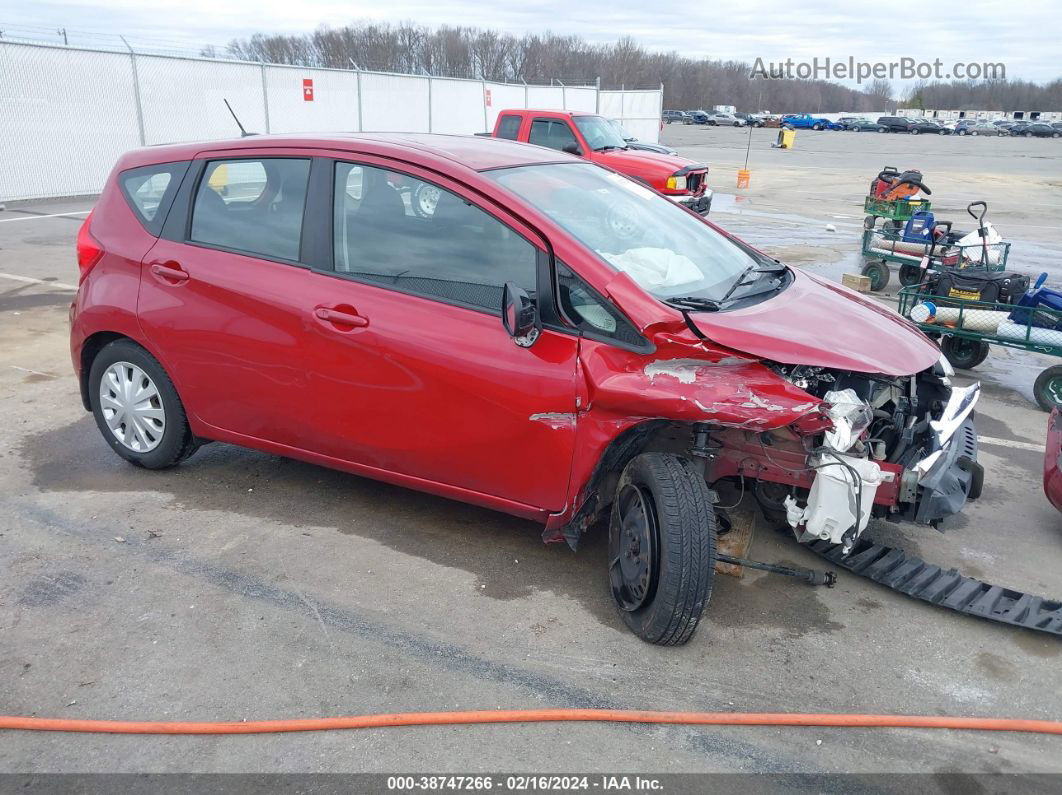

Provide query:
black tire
left=959, top=129, right=968, bottom=136
left=1025, top=132, right=1033, bottom=138
left=89, top=339, right=198, bottom=469
left=1034, top=366, right=1062, bottom=412
left=878, top=126, right=888, bottom=133
left=861, top=259, right=890, bottom=291
left=608, top=453, right=716, bottom=646
left=898, top=263, right=923, bottom=286
left=940, top=336, right=990, bottom=370
left=910, top=127, right=920, bottom=135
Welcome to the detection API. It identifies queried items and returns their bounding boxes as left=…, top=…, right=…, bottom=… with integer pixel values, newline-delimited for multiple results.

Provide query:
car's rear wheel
left=608, top=453, right=716, bottom=646
left=89, top=339, right=198, bottom=469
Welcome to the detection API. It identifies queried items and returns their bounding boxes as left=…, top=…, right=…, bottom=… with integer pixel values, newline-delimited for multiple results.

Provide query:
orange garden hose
left=2, top=709, right=1061, bottom=735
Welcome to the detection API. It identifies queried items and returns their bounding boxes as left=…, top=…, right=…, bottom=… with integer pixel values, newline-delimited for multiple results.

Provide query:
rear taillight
left=76, top=211, right=103, bottom=282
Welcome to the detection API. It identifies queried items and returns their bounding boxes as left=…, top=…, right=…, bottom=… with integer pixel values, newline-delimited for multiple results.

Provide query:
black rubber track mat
left=808, top=538, right=1062, bottom=636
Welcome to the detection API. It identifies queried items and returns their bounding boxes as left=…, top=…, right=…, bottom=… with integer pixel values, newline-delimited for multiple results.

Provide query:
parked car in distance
left=876, top=116, right=914, bottom=133
left=909, top=118, right=950, bottom=135
left=1052, top=122, right=1062, bottom=131
left=72, top=132, right=983, bottom=645
left=836, top=116, right=865, bottom=129
left=685, top=110, right=710, bottom=124
left=662, top=110, right=689, bottom=124
left=1014, top=122, right=1061, bottom=138
left=845, top=118, right=880, bottom=132
left=780, top=113, right=831, bottom=130
left=956, top=121, right=1004, bottom=136
left=734, top=112, right=764, bottom=127
left=488, top=109, right=712, bottom=213
left=704, top=111, right=746, bottom=127
left=607, top=118, right=678, bottom=155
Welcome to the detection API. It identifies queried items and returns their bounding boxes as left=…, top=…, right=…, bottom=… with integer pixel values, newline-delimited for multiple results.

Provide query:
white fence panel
left=526, top=86, right=564, bottom=108
left=599, top=90, right=660, bottom=142
left=0, top=41, right=663, bottom=200
left=0, top=43, right=141, bottom=200
left=564, top=87, right=597, bottom=112
left=137, top=56, right=266, bottom=144
left=430, top=78, right=487, bottom=134
left=360, top=73, right=429, bottom=132
left=484, top=83, right=527, bottom=130
left=265, top=66, right=358, bottom=133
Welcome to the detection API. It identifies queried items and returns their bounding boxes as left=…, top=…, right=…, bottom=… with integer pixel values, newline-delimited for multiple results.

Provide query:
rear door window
left=119, top=162, right=188, bottom=235
left=190, top=158, right=310, bottom=262
left=496, top=114, right=521, bottom=140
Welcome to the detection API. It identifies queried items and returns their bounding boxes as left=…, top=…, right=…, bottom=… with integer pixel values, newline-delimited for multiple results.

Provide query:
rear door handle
left=149, top=262, right=189, bottom=283
left=314, top=306, right=369, bottom=329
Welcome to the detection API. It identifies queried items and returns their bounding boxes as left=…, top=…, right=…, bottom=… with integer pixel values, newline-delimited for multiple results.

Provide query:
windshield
left=607, top=118, right=634, bottom=140
left=486, top=162, right=779, bottom=302
left=572, top=115, right=629, bottom=151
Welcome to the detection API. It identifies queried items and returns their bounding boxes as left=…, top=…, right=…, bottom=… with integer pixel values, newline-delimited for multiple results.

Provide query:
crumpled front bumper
left=905, top=383, right=983, bottom=527
left=674, top=189, right=713, bottom=215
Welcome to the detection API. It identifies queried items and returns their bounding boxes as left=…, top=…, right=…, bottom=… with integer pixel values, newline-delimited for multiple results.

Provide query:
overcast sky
left=5, top=0, right=1058, bottom=86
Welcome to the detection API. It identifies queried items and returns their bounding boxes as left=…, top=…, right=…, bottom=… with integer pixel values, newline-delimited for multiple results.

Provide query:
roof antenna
left=223, top=99, right=255, bottom=137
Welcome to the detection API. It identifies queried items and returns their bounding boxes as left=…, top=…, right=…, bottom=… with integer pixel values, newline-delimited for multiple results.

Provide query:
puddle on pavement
left=22, top=417, right=622, bottom=630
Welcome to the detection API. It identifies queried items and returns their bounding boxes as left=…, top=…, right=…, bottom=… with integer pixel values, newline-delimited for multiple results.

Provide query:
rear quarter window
left=119, top=162, right=189, bottom=236
left=496, top=115, right=521, bottom=140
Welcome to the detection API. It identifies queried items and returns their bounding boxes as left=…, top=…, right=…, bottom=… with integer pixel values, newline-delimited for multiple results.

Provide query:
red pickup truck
left=484, top=109, right=712, bottom=214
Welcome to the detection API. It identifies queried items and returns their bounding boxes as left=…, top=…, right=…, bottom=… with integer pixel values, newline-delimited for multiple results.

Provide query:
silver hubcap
left=99, top=361, right=165, bottom=453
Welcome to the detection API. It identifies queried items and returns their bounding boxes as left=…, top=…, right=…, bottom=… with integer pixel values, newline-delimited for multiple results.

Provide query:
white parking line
left=0, top=272, right=78, bottom=290
left=0, top=211, right=90, bottom=223
left=978, top=435, right=1044, bottom=452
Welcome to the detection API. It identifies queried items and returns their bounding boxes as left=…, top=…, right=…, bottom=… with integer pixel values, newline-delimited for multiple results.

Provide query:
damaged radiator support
left=807, top=537, right=1062, bottom=636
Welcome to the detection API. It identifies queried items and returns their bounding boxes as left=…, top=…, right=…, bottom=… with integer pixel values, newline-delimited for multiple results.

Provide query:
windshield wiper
left=663, top=296, right=722, bottom=312
left=718, top=264, right=787, bottom=304
left=595, top=145, right=625, bottom=151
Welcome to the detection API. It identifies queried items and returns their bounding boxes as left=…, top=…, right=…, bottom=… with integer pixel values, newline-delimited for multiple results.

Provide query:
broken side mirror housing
left=502, top=282, right=540, bottom=347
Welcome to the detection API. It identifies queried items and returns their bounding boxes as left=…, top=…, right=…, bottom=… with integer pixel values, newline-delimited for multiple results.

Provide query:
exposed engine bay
left=707, top=358, right=982, bottom=553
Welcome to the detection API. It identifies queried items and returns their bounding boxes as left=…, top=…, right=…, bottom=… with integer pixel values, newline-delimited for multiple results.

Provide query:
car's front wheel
left=89, top=339, right=198, bottom=469
left=608, top=453, right=717, bottom=646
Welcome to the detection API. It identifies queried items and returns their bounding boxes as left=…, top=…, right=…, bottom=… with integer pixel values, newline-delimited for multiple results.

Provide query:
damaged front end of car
left=554, top=342, right=983, bottom=557
left=728, top=358, right=983, bottom=553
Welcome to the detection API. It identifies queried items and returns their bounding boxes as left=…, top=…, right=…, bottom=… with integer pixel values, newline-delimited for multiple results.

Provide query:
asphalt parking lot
left=2, top=129, right=1061, bottom=775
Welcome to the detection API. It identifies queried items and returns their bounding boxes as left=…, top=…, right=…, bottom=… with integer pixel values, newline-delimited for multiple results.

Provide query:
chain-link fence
left=0, top=39, right=663, bottom=201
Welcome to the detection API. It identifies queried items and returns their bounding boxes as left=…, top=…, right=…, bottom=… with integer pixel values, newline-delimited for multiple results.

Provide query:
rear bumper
left=674, top=189, right=713, bottom=215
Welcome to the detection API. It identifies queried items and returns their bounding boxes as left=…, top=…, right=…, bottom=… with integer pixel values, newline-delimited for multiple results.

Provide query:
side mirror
left=502, top=282, right=540, bottom=347
left=562, top=142, right=583, bottom=156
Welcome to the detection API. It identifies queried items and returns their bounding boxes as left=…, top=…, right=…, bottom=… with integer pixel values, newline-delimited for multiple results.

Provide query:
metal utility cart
left=898, top=284, right=1062, bottom=410
left=861, top=201, right=1011, bottom=292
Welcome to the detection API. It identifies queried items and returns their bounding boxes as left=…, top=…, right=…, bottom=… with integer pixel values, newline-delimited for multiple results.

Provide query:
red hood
left=687, top=269, right=940, bottom=376
left=594, top=148, right=704, bottom=175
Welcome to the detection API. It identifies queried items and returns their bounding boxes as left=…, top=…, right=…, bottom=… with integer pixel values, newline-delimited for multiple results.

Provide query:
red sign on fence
left=303, top=79, right=314, bottom=101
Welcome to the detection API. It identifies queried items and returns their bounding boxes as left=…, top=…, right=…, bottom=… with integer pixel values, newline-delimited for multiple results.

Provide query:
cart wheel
left=1034, top=366, right=1062, bottom=412
left=898, top=264, right=923, bottom=286
left=861, top=260, right=890, bottom=291
left=941, top=336, right=990, bottom=370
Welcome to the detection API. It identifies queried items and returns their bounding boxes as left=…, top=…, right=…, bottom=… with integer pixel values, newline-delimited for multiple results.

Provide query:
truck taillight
left=76, top=211, right=103, bottom=281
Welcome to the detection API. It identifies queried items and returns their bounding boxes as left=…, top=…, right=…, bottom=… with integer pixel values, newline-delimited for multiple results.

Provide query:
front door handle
left=149, top=262, right=189, bottom=283
left=313, top=306, right=369, bottom=329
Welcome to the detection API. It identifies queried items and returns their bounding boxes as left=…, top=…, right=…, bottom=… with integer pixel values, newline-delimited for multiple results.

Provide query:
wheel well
left=78, top=331, right=130, bottom=411
left=560, top=420, right=697, bottom=548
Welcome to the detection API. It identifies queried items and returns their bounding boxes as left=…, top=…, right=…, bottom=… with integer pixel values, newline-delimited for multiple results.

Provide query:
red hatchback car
left=72, top=134, right=982, bottom=644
